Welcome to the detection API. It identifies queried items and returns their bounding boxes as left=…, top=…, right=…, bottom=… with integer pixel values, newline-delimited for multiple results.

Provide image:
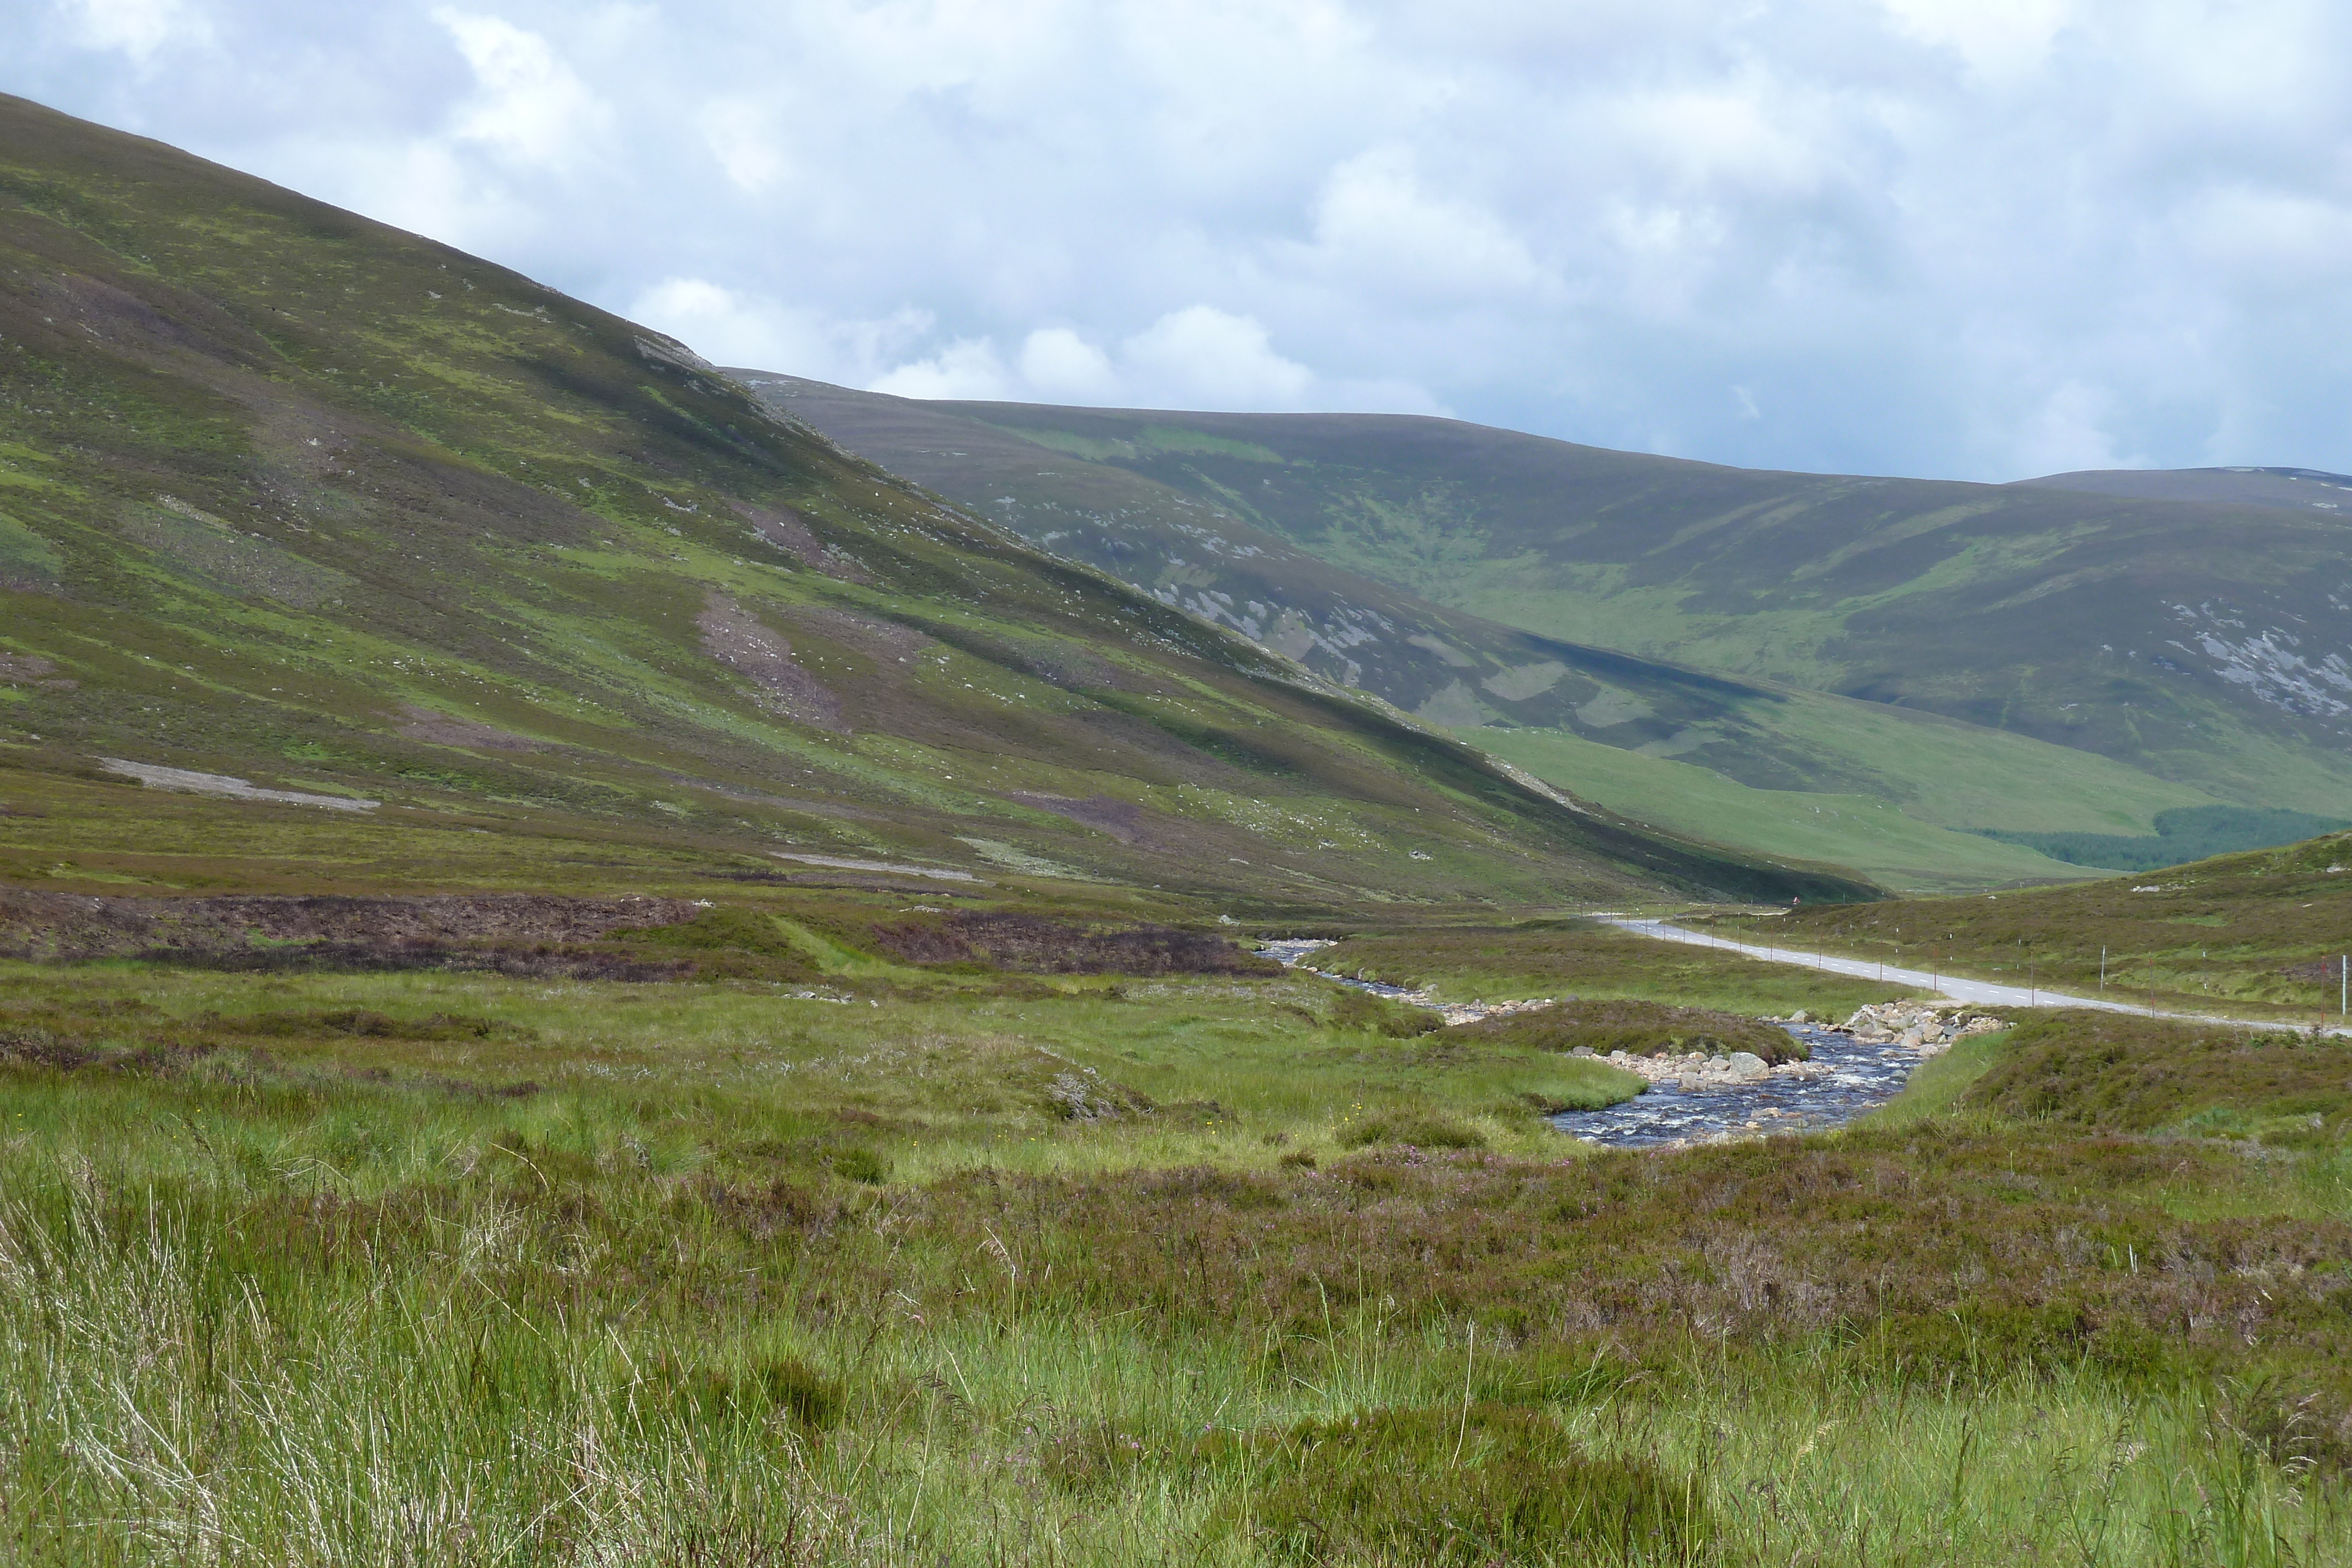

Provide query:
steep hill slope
left=747, top=388, right=2352, bottom=826
left=0, top=94, right=1867, bottom=915
left=741, top=376, right=2287, bottom=892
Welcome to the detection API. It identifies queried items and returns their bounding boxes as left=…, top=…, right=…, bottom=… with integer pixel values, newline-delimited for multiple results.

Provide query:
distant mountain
left=737, top=371, right=1876, bottom=788
left=2020, top=467, right=2352, bottom=514
left=743, top=385, right=2352, bottom=831
left=740, top=376, right=2352, bottom=892
left=0, top=93, right=1864, bottom=912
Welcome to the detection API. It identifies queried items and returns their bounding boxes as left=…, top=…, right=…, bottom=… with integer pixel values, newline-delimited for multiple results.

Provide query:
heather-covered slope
left=2019, top=464, right=2352, bottom=513
left=0, top=94, right=1861, bottom=912
left=743, top=376, right=2323, bottom=891
left=749, top=386, right=2352, bottom=826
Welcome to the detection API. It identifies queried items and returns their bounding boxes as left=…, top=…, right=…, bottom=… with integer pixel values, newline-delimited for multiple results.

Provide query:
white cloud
left=699, top=98, right=790, bottom=193
left=1018, top=327, right=1118, bottom=400
left=2010, top=379, right=2140, bottom=475
left=431, top=8, right=606, bottom=170
left=1878, top=0, right=2075, bottom=79
left=1299, top=148, right=1551, bottom=303
left=62, top=0, right=208, bottom=59
left=1120, top=306, right=1313, bottom=407
left=840, top=309, right=1428, bottom=413
left=10, top=0, right=2352, bottom=480
left=630, top=277, right=931, bottom=386
left=869, top=338, right=1013, bottom=401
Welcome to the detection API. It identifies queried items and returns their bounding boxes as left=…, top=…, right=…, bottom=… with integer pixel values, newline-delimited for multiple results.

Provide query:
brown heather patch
left=696, top=591, right=847, bottom=733
left=128, top=940, right=704, bottom=981
left=393, top=703, right=545, bottom=752
left=0, top=888, right=699, bottom=962
left=734, top=501, right=873, bottom=584
left=867, top=911, right=1278, bottom=976
left=914, top=1133, right=2352, bottom=1407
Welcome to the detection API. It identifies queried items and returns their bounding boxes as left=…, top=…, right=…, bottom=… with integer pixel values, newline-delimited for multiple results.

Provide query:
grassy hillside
left=763, top=392, right=2352, bottom=825
left=1701, top=827, right=2352, bottom=1020
left=0, top=94, right=1866, bottom=915
left=746, top=376, right=2256, bottom=892
left=1974, top=804, right=2351, bottom=872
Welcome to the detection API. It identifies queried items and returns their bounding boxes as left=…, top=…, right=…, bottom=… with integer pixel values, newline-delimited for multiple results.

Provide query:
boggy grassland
left=3, top=914, right=2351, bottom=1566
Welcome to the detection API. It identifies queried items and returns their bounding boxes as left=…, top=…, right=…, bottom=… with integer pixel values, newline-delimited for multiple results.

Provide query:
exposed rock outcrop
left=1840, top=1002, right=2008, bottom=1057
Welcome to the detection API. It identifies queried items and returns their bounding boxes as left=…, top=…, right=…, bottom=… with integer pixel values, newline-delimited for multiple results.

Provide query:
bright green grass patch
left=0, top=961, right=1640, bottom=1181
left=1860, top=1028, right=2013, bottom=1126
left=1472, top=726, right=2103, bottom=893
left=0, top=510, right=64, bottom=577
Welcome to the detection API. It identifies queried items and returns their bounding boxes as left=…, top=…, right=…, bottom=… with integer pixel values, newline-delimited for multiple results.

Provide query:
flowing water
left=1257, top=940, right=1929, bottom=1148
left=1545, top=1024, right=1926, bottom=1148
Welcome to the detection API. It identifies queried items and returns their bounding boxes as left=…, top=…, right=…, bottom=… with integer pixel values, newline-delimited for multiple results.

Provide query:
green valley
left=750, top=379, right=2352, bottom=890
left=0, top=93, right=1852, bottom=917
left=5, top=91, right=2352, bottom=1568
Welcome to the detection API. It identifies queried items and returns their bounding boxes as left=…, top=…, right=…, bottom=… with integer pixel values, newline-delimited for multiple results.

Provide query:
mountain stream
left=1258, top=940, right=1927, bottom=1148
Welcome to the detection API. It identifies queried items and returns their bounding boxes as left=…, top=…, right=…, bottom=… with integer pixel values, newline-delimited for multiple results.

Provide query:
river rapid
left=1257, top=940, right=1930, bottom=1149
left=1543, top=1023, right=1920, bottom=1148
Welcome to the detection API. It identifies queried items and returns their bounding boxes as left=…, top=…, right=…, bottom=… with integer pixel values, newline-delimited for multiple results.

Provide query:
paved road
left=1606, top=918, right=2344, bottom=1035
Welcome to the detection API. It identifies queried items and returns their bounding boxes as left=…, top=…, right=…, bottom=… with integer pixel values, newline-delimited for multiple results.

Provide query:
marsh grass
left=0, top=962, right=2347, bottom=1564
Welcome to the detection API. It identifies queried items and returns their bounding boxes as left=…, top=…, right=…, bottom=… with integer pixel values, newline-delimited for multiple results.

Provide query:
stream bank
left=1256, top=940, right=1996, bottom=1148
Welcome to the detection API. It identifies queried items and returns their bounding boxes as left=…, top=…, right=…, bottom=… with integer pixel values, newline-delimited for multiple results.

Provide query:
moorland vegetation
left=3, top=88, right=2351, bottom=1568
left=3, top=902, right=2350, bottom=1565
left=1738, top=828, right=2352, bottom=1021
left=0, top=91, right=1853, bottom=919
left=751, top=379, right=2352, bottom=892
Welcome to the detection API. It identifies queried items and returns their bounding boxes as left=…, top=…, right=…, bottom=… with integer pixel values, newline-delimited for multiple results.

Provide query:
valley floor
left=1, top=919, right=2347, bottom=1565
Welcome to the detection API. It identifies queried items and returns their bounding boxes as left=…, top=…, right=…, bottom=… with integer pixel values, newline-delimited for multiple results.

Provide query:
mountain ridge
left=755, top=387, right=2352, bottom=811
left=739, top=374, right=2352, bottom=890
left=0, top=92, right=1866, bottom=914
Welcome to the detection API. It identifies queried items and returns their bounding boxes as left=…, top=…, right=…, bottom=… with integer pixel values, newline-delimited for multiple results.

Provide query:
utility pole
left=2341, top=954, right=2346, bottom=1024
left=2100, top=947, right=2106, bottom=992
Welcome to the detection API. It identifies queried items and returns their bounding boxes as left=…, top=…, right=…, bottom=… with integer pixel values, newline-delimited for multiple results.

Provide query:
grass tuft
left=1244, top=1403, right=1708, bottom=1565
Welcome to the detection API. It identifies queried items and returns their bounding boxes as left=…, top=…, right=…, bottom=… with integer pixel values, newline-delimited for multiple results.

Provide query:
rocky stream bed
left=1257, top=941, right=2004, bottom=1149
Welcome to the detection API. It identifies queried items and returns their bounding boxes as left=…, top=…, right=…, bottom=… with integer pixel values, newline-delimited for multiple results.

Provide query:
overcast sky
left=8, top=0, right=2351, bottom=480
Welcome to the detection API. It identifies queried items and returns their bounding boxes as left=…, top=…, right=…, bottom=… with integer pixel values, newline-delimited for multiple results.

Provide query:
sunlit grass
left=2, top=957, right=2348, bottom=1563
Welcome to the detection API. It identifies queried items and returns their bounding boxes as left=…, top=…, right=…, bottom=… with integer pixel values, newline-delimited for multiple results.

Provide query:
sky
left=6, top=0, right=2351, bottom=481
